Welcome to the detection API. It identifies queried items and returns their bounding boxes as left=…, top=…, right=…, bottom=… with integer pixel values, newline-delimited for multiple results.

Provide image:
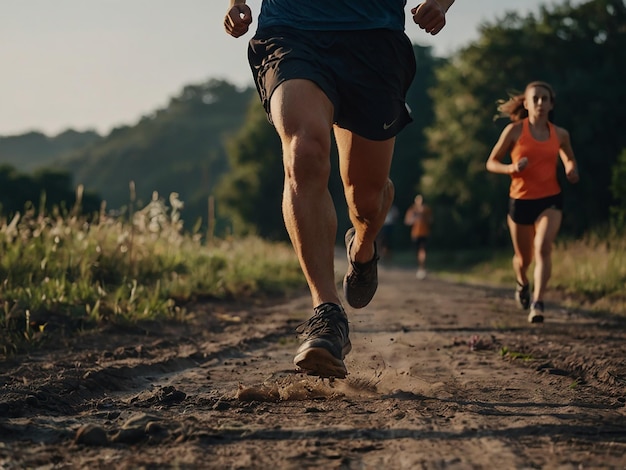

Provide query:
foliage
left=433, top=230, right=626, bottom=316
left=56, top=79, right=256, bottom=235
left=214, top=96, right=285, bottom=239
left=0, top=129, right=101, bottom=172
left=421, top=0, right=626, bottom=247
left=0, top=164, right=101, bottom=217
left=609, top=148, right=626, bottom=231
left=392, top=45, right=446, bottom=242
left=0, top=193, right=304, bottom=356
left=550, top=231, right=626, bottom=314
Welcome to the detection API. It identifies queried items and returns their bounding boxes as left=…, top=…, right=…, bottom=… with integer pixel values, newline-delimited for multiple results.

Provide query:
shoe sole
left=294, top=347, right=349, bottom=379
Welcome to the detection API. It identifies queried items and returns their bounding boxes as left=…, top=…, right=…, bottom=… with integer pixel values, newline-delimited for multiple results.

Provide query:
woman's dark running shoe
left=515, top=283, right=530, bottom=310
left=293, top=303, right=352, bottom=379
left=343, top=227, right=379, bottom=309
left=528, top=300, right=544, bottom=323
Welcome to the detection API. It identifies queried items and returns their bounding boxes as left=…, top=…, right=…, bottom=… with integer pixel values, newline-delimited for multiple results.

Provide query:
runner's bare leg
left=507, top=216, right=534, bottom=287
left=270, top=79, right=341, bottom=308
left=533, top=209, right=562, bottom=302
left=335, top=127, right=395, bottom=264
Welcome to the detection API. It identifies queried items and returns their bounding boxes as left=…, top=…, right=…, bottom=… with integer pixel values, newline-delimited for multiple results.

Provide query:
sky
left=0, top=0, right=583, bottom=137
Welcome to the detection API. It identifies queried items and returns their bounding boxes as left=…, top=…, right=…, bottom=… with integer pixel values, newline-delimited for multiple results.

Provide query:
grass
left=400, top=231, right=625, bottom=316
left=0, top=191, right=304, bottom=356
left=499, top=346, right=534, bottom=362
left=2, top=189, right=624, bottom=356
left=550, top=233, right=626, bottom=313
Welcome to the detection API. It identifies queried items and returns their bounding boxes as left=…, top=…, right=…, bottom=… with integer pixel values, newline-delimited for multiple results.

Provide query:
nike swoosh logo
left=383, top=118, right=398, bottom=130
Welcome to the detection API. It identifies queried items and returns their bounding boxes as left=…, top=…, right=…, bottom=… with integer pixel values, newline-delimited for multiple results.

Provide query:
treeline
left=1, top=0, right=624, bottom=249
left=0, top=165, right=101, bottom=218
left=0, top=130, right=101, bottom=172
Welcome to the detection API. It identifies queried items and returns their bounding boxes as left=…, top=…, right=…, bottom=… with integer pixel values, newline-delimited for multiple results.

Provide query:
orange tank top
left=509, top=118, right=561, bottom=200
left=409, top=205, right=432, bottom=239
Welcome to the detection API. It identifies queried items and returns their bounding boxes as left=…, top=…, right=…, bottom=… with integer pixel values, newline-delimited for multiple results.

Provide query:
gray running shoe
left=528, top=301, right=544, bottom=323
left=515, top=283, right=530, bottom=310
left=293, top=303, right=352, bottom=379
left=343, top=227, right=379, bottom=309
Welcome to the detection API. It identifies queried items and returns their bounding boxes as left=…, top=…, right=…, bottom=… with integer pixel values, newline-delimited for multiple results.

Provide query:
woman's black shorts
left=411, top=236, right=428, bottom=252
left=508, top=193, right=563, bottom=225
left=248, top=26, right=416, bottom=141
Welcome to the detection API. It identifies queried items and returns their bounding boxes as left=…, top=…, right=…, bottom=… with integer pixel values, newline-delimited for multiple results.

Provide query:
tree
left=393, top=45, right=446, bottom=227
left=610, top=148, right=626, bottom=232
left=59, top=79, right=255, bottom=230
left=0, top=165, right=101, bottom=218
left=214, top=98, right=285, bottom=239
left=0, top=130, right=100, bottom=172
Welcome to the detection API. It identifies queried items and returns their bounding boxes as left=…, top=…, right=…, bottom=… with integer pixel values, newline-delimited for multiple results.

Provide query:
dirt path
left=1, top=259, right=625, bottom=469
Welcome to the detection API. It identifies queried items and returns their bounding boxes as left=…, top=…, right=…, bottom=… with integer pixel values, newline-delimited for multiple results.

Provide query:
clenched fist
left=224, top=3, right=253, bottom=38
left=412, top=0, right=448, bottom=35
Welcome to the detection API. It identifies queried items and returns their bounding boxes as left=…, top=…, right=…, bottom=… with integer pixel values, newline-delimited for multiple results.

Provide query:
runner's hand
left=565, top=164, right=580, bottom=183
left=224, top=4, right=252, bottom=38
left=512, top=157, right=529, bottom=174
left=412, top=0, right=447, bottom=35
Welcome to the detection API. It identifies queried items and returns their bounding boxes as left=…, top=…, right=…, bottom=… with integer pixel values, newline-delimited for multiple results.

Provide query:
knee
left=283, top=133, right=331, bottom=187
left=349, top=179, right=393, bottom=218
left=535, top=242, right=552, bottom=260
left=513, top=253, right=531, bottom=269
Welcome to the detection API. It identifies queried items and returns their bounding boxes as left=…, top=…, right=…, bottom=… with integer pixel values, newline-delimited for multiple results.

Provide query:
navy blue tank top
left=258, top=0, right=407, bottom=31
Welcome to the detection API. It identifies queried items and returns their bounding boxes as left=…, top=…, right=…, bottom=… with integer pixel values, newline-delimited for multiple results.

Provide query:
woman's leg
left=507, top=215, right=535, bottom=287
left=532, top=209, right=563, bottom=303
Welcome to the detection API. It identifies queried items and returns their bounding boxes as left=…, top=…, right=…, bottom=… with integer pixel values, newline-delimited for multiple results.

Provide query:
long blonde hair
left=495, top=81, right=556, bottom=122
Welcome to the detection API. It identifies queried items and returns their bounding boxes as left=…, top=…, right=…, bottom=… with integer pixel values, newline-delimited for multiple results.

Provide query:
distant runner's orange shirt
left=409, top=205, right=432, bottom=239
left=509, top=118, right=561, bottom=200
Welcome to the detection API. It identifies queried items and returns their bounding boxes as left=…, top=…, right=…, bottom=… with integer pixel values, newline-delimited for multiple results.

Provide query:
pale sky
left=0, top=0, right=583, bottom=137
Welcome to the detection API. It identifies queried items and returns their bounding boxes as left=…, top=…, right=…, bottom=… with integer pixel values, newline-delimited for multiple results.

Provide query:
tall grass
left=550, top=232, right=625, bottom=314
left=430, top=231, right=625, bottom=316
left=3, top=187, right=623, bottom=355
left=0, top=190, right=304, bottom=356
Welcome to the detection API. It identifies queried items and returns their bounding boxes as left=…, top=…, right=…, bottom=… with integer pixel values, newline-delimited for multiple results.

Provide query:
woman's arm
left=486, top=123, right=526, bottom=175
left=404, top=207, right=416, bottom=226
left=557, top=127, right=579, bottom=184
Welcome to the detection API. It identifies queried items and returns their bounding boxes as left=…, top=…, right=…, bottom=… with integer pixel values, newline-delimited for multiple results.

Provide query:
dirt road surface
left=1, top=257, right=625, bottom=469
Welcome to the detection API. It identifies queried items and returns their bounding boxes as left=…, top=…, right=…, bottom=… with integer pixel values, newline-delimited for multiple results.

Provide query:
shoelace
left=348, top=255, right=379, bottom=273
left=296, top=304, right=346, bottom=337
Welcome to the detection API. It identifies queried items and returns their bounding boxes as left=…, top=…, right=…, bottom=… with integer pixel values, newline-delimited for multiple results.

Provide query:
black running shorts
left=248, top=26, right=416, bottom=141
left=508, top=193, right=563, bottom=225
left=412, top=236, right=428, bottom=252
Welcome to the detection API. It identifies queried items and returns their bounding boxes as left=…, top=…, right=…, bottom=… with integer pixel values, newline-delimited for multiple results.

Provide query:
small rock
left=75, top=424, right=108, bottom=446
